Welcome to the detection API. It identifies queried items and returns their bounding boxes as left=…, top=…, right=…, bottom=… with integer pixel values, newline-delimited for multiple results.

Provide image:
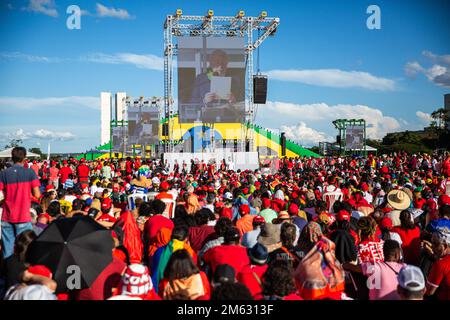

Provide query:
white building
left=100, top=92, right=112, bottom=145
left=100, top=92, right=128, bottom=145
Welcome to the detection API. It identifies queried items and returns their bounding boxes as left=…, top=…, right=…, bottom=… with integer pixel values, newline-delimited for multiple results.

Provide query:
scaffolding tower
left=163, top=9, right=280, bottom=153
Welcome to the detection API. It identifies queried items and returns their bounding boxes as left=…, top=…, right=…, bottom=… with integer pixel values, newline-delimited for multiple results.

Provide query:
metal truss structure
left=163, top=9, right=280, bottom=153
left=332, top=119, right=367, bottom=156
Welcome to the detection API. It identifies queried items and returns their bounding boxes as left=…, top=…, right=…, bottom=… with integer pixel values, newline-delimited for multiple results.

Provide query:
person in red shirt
left=203, top=228, right=250, bottom=276
left=426, top=229, right=450, bottom=300
left=155, top=181, right=173, bottom=200
left=77, top=159, right=90, bottom=184
left=30, top=160, right=40, bottom=178
left=125, top=157, right=133, bottom=175
left=236, top=204, right=254, bottom=237
left=188, top=208, right=215, bottom=252
left=392, top=210, right=421, bottom=266
left=74, top=256, right=126, bottom=300
left=48, top=161, right=59, bottom=189
left=59, top=160, right=72, bottom=185
left=0, top=147, right=41, bottom=258
left=237, top=243, right=269, bottom=300
left=143, top=199, right=174, bottom=242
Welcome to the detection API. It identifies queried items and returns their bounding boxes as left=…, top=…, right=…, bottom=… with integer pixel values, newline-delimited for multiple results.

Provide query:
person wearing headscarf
left=150, top=226, right=197, bottom=293
left=185, top=193, right=201, bottom=215
left=114, top=211, right=143, bottom=264
left=293, top=222, right=345, bottom=300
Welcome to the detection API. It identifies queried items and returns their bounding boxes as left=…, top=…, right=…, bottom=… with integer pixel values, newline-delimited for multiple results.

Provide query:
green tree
left=29, top=147, right=43, bottom=157
left=4, top=138, right=23, bottom=149
left=431, top=108, right=449, bottom=129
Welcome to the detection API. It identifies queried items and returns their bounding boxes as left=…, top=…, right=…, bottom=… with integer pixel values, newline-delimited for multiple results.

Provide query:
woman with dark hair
left=392, top=210, right=421, bottom=265
left=0, top=230, right=37, bottom=292
left=263, top=261, right=302, bottom=300
left=159, top=249, right=210, bottom=300
left=357, top=216, right=384, bottom=264
left=269, top=223, right=300, bottom=268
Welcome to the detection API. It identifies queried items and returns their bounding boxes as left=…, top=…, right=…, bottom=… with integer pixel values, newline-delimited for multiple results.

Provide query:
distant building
left=100, top=92, right=128, bottom=145
left=100, top=92, right=111, bottom=145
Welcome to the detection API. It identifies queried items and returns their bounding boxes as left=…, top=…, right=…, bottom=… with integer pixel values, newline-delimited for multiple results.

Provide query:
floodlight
left=207, top=9, right=214, bottom=17
left=176, top=9, right=182, bottom=17
left=237, top=10, right=245, bottom=18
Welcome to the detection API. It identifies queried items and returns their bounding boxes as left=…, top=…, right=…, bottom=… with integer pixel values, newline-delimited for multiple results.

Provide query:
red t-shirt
left=74, top=257, right=126, bottom=300
left=59, top=166, right=72, bottom=183
left=427, top=254, right=450, bottom=300
left=203, top=244, right=250, bottom=275
left=144, top=215, right=174, bottom=241
left=49, top=167, right=59, bottom=181
left=391, top=226, right=421, bottom=265
left=188, top=225, right=215, bottom=252
left=0, top=164, right=40, bottom=223
left=77, top=164, right=90, bottom=179
left=237, top=264, right=268, bottom=300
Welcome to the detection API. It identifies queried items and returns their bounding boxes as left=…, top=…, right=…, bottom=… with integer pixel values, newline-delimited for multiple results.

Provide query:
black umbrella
left=26, top=216, right=114, bottom=293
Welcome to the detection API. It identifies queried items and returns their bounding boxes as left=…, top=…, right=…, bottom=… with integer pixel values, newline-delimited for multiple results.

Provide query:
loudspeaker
left=114, top=153, right=119, bottom=158
left=336, top=135, right=341, bottom=144
left=162, top=123, right=169, bottom=136
left=245, top=140, right=250, bottom=152
left=280, top=132, right=286, bottom=157
left=253, top=75, right=268, bottom=104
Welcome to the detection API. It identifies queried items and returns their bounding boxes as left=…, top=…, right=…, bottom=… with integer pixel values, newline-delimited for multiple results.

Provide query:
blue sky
left=0, top=0, right=449, bottom=152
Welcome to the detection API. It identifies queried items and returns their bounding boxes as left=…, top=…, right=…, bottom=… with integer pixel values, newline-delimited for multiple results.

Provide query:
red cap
left=291, top=192, right=299, bottom=199
left=361, top=183, right=369, bottom=192
left=439, top=195, right=450, bottom=206
left=101, top=198, right=112, bottom=210
left=28, top=265, right=53, bottom=279
left=220, top=207, right=233, bottom=220
left=46, top=184, right=55, bottom=191
left=207, top=186, right=215, bottom=193
left=239, top=204, right=250, bottom=215
left=262, top=198, right=271, bottom=209
left=80, top=158, right=85, bottom=163
left=253, top=215, right=265, bottom=224
left=380, top=217, right=393, bottom=230
left=254, top=181, right=261, bottom=188
left=160, top=181, right=170, bottom=191
left=336, top=210, right=351, bottom=222
left=63, top=160, right=68, bottom=165
left=288, top=203, right=299, bottom=216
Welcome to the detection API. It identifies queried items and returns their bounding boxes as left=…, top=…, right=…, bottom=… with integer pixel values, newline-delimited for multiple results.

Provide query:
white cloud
left=0, top=52, right=59, bottom=63
left=1, top=128, right=76, bottom=142
left=416, top=111, right=432, bottom=126
left=280, top=122, right=332, bottom=146
left=262, top=101, right=402, bottom=140
left=95, top=3, right=133, bottom=19
left=22, top=0, right=58, bottom=17
left=0, top=96, right=100, bottom=110
left=266, top=69, right=396, bottom=91
left=82, top=53, right=163, bottom=71
left=405, top=51, right=450, bottom=88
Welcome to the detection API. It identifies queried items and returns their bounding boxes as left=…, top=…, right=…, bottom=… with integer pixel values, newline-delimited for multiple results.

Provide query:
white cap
left=397, top=265, right=425, bottom=291
left=5, top=284, right=57, bottom=300
left=152, top=177, right=160, bottom=185
left=223, top=192, right=233, bottom=200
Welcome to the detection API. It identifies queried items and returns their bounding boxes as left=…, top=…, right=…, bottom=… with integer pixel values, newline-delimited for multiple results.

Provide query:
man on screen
left=190, top=49, right=243, bottom=114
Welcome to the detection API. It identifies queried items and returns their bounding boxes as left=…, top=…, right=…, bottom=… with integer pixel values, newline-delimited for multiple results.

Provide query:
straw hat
left=387, top=189, right=411, bottom=210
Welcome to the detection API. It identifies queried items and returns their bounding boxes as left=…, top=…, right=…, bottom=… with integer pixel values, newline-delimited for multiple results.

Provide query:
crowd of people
left=0, top=146, right=449, bottom=300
